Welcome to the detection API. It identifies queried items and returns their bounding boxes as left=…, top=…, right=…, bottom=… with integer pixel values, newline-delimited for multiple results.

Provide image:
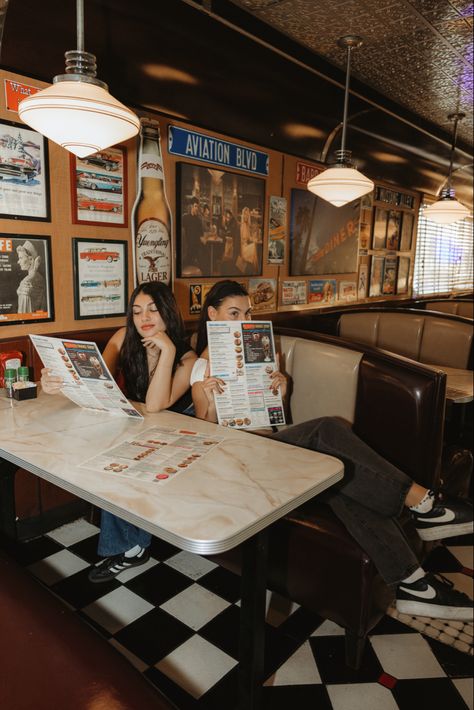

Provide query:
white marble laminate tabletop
left=0, top=392, right=343, bottom=554
left=425, top=365, right=473, bottom=404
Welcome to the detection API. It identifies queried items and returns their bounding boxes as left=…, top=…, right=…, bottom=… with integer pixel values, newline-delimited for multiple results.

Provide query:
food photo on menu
left=29, top=334, right=142, bottom=418
left=206, top=320, right=285, bottom=430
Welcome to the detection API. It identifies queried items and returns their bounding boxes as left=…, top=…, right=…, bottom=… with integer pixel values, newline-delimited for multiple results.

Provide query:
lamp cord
left=340, top=45, right=352, bottom=156
left=445, top=115, right=459, bottom=193
left=76, top=0, right=84, bottom=52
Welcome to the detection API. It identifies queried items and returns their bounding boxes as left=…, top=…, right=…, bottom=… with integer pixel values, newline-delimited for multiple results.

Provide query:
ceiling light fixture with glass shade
left=423, top=112, right=471, bottom=225
left=307, top=35, right=374, bottom=207
left=18, top=0, right=140, bottom=158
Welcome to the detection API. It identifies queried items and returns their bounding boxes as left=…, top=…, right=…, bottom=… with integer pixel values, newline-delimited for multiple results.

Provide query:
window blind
left=413, top=205, right=473, bottom=296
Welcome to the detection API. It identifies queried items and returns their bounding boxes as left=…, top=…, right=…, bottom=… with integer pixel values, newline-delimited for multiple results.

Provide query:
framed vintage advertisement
left=0, top=234, right=54, bottom=325
left=267, top=195, right=286, bottom=264
left=248, top=278, right=277, bottom=313
left=177, top=162, right=265, bottom=278
left=382, top=255, right=398, bottom=295
left=70, top=146, right=128, bottom=227
left=386, top=210, right=401, bottom=250
left=369, top=255, right=384, bottom=297
left=289, top=188, right=359, bottom=276
left=397, top=256, right=411, bottom=294
left=372, top=208, right=388, bottom=250
left=357, top=262, right=369, bottom=299
left=72, top=238, right=128, bottom=319
left=0, top=119, right=50, bottom=221
left=400, top=213, right=414, bottom=251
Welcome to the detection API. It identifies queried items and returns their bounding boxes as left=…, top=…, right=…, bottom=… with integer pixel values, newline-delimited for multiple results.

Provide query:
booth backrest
left=338, top=311, right=473, bottom=369
left=425, top=301, right=474, bottom=319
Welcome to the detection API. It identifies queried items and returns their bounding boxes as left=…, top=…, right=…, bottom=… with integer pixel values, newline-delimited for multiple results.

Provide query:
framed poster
left=0, top=234, right=54, bottom=325
left=369, top=255, right=384, bottom=298
left=400, top=213, right=414, bottom=251
left=397, top=256, right=411, bottom=295
left=281, top=280, right=307, bottom=306
left=386, top=210, right=401, bottom=250
left=248, top=278, right=277, bottom=312
left=267, top=195, right=286, bottom=264
left=339, top=281, right=357, bottom=302
left=72, top=238, right=128, bottom=319
left=372, top=208, right=388, bottom=250
left=357, top=262, right=369, bottom=299
left=177, top=162, right=265, bottom=278
left=70, top=146, right=128, bottom=227
left=290, top=188, right=359, bottom=275
left=308, top=279, right=336, bottom=305
left=0, top=119, right=50, bottom=221
left=382, top=255, right=398, bottom=295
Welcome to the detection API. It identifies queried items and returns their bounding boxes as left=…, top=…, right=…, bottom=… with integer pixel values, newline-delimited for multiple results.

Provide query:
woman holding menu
left=191, top=280, right=473, bottom=621
left=41, top=282, right=196, bottom=582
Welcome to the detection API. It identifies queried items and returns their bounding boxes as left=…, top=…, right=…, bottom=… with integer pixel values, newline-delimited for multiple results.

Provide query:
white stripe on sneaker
left=419, top=509, right=455, bottom=523
left=398, top=583, right=437, bottom=599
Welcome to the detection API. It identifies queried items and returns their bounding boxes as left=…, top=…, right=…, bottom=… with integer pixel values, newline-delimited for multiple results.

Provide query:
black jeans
left=271, top=417, right=420, bottom=586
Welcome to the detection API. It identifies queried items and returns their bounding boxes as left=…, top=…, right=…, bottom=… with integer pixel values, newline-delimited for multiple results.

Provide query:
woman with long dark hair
left=191, top=280, right=473, bottom=621
left=41, top=282, right=196, bottom=582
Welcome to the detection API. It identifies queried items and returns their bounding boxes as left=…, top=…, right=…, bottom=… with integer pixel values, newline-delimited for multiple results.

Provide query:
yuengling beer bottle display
left=132, top=119, right=172, bottom=285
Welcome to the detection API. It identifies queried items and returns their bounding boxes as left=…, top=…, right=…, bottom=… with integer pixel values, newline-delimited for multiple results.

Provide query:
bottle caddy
left=131, top=118, right=172, bottom=286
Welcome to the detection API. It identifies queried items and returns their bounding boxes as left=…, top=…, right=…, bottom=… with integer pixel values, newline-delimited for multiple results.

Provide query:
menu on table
left=30, top=334, right=142, bottom=419
left=207, top=320, right=286, bottom=430
left=80, top=425, right=224, bottom=484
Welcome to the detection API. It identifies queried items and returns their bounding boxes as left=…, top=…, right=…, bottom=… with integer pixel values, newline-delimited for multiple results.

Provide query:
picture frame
left=382, top=254, right=398, bottom=295
left=372, top=208, right=388, bottom=250
left=177, top=162, right=265, bottom=278
left=386, top=210, right=401, bottom=251
left=0, top=119, right=50, bottom=221
left=0, top=234, right=54, bottom=325
left=72, top=238, right=128, bottom=319
left=70, top=146, right=128, bottom=227
left=369, top=255, right=385, bottom=297
left=399, top=213, right=414, bottom=251
left=397, top=256, right=411, bottom=295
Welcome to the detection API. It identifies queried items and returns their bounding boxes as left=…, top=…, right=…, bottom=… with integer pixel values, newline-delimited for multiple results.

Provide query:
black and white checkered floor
left=5, top=519, right=473, bottom=710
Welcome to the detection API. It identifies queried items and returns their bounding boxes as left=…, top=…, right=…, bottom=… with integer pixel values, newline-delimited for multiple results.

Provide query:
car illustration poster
left=248, top=278, right=277, bottom=312
left=267, top=195, right=286, bottom=264
left=72, top=238, right=128, bottom=319
left=0, top=120, right=50, bottom=220
left=71, top=146, right=127, bottom=226
left=0, top=234, right=53, bottom=325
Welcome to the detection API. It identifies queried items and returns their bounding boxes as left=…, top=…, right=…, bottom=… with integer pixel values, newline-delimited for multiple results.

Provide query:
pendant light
left=424, top=113, right=470, bottom=225
left=18, top=0, right=140, bottom=158
left=307, top=36, right=374, bottom=207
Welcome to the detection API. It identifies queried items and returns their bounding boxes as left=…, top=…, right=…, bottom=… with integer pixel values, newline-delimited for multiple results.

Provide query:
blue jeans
left=97, top=511, right=152, bottom=557
left=271, top=417, right=419, bottom=586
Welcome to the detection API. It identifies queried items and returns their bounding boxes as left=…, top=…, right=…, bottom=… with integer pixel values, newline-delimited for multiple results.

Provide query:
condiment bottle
left=4, top=368, right=16, bottom=398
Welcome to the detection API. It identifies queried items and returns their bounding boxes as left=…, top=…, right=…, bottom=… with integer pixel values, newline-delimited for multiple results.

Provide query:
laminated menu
left=207, top=320, right=286, bottom=430
left=30, top=334, right=142, bottom=419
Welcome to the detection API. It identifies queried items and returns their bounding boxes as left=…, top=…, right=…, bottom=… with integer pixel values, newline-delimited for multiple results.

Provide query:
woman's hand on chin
left=141, top=332, right=175, bottom=354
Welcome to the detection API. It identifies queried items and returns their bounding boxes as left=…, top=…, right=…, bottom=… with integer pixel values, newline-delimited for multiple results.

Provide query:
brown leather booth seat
left=0, top=548, right=175, bottom=710
left=425, top=300, right=474, bottom=319
left=212, top=328, right=447, bottom=668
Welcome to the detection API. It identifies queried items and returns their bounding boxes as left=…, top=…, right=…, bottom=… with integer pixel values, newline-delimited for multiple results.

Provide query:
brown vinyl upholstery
left=0, top=548, right=175, bottom=710
left=420, top=317, right=473, bottom=369
left=426, top=301, right=474, bottom=319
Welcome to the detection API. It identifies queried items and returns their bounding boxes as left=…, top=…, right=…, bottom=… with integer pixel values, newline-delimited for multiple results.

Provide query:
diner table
left=0, top=391, right=343, bottom=710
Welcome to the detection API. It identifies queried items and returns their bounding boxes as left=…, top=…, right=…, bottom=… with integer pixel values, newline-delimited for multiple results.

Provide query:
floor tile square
left=265, top=590, right=299, bottom=627
left=46, top=518, right=99, bottom=547
left=310, top=635, right=383, bottom=684
left=155, top=635, right=237, bottom=699
left=114, top=608, right=194, bottom=665
left=146, top=666, right=198, bottom=710
left=124, top=561, right=192, bottom=605
left=370, top=633, right=445, bottom=679
left=149, top=536, right=181, bottom=561
left=3, top=535, right=63, bottom=565
left=452, top=678, right=474, bottom=709
left=369, top=614, right=418, bottom=636
left=164, top=550, right=217, bottom=580
left=68, top=534, right=101, bottom=564
left=393, top=677, right=470, bottom=709
left=277, top=606, right=322, bottom=643
left=27, top=549, right=90, bottom=585
left=196, top=666, right=239, bottom=710
left=426, top=637, right=474, bottom=677
left=82, top=586, right=154, bottom=634
left=198, top=604, right=240, bottom=659
left=265, top=640, right=321, bottom=686
left=262, top=684, right=333, bottom=710
left=311, top=619, right=345, bottom=637
left=108, top=638, right=149, bottom=673
left=160, top=583, right=230, bottom=631
left=327, top=682, right=398, bottom=710
left=51, top=567, right=120, bottom=608
left=198, top=565, right=241, bottom=603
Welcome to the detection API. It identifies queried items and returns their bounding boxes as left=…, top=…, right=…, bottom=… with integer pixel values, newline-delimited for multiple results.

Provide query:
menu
left=207, top=320, right=286, bottom=429
left=30, top=335, right=142, bottom=419
left=80, top=425, right=224, bottom=484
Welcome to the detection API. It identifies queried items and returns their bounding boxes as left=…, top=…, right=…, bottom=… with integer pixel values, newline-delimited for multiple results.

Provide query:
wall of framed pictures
left=0, top=66, right=419, bottom=338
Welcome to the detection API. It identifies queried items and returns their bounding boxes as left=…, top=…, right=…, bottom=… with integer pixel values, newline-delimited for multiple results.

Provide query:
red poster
left=295, top=161, right=320, bottom=185
left=4, top=79, right=40, bottom=112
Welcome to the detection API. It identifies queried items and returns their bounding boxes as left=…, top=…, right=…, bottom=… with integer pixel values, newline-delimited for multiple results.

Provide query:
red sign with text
left=4, top=79, right=40, bottom=112
left=295, top=161, right=320, bottom=185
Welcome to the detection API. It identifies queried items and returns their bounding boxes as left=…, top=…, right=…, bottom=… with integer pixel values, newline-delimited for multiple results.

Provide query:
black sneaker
left=88, top=547, right=150, bottom=583
left=412, top=491, right=473, bottom=541
left=396, top=573, right=473, bottom=621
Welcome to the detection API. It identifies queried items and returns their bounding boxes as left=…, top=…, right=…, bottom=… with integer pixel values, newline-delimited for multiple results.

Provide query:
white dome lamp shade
left=18, top=1, right=139, bottom=158
left=423, top=113, right=471, bottom=225
left=308, top=36, right=374, bottom=207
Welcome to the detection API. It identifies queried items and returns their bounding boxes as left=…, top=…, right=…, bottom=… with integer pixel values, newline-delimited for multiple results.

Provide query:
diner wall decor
left=267, top=195, right=287, bottom=264
left=177, top=162, right=265, bottom=278
left=72, top=238, right=128, bottom=319
left=308, top=278, right=337, bottom=305
left=0, top=233, right=54, bottom=325
left=289, top=188, right=360, bottom=276
left=369, top=255, right=385, bottom=297
left=281, top=280, right=307, bottom=306
left=357, top=262, right=369, bottom=299
left=70, top=146, right=128, bottom=227
left=397, top=256, right=411, bottom=294
left=382, top=254, right=398, bottom=295
left=248, top=278, right=277, bottom=312
left=0, top=119, right=50, bottom=221
left=400, top=213, right=414, bottom=251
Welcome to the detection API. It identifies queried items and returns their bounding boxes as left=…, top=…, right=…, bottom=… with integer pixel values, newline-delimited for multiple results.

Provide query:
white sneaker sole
left=417, top=521, right=473, bottom=541
left=396, top=600, right=474, bottom=621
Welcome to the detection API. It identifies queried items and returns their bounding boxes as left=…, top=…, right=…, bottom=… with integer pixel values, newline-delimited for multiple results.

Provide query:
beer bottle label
left=136, top=218, right=171, bottom=284
left=139, top=152, right=164, bottom=179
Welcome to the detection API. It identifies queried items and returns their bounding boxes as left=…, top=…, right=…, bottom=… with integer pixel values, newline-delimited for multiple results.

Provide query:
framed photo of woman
left=0, top=234, right=54, bottom=325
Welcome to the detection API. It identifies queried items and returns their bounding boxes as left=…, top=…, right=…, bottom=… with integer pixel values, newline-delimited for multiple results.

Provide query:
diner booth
left=0, top=1, right=472, bottom=709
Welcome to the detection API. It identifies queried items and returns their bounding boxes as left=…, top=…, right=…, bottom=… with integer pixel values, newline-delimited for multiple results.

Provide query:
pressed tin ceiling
left=227, top=0, right=473, bottom=146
